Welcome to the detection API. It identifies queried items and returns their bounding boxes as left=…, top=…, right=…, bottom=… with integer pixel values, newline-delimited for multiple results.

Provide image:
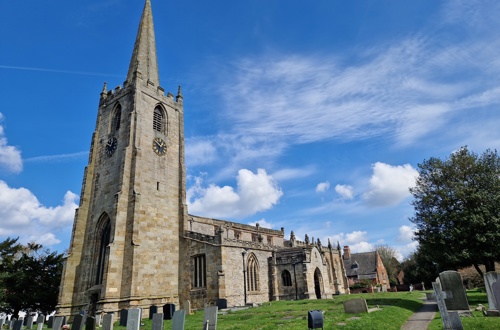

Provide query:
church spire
left=126, top=0, right=160, bottom=86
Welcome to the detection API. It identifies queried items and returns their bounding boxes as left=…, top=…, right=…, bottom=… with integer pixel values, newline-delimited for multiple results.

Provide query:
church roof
left=343, top=251, right=378, bottom=277
left=127, top=0, right=160, bottom=86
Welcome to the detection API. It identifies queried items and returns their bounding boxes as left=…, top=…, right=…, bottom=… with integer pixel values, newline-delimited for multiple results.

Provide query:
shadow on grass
left=365, top=297, right=423, bottom=313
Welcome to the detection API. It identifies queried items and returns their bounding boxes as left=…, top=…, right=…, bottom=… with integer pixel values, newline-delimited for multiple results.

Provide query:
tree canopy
left=410, top=146, right=500, bottom=276
left=0, top=237, right=64, bottom=317
left=375, top=245, right=400, bottom=286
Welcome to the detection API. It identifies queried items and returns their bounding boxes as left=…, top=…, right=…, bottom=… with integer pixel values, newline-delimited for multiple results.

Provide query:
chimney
left=343, top=246, right=351, bottom=260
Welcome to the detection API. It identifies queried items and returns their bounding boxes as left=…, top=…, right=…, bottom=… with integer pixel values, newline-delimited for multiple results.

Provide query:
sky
left=1, top=0, right=500, bottom=260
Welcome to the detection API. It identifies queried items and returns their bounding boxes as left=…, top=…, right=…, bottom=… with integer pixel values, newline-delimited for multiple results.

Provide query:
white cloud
left=272, top=167, right=315, bottom=181
left=335, top=184, right=354, bottom=200
left=315, top=181, right=330, bottom=193
left=187, top=168, right=283, bottom=219
left=362, top=162, right=418, bottom=207
left=0, top=180, right=78, bottom=247
left=398, top=225, right=415, bottom=243
left=0, top=113, right=22, bottom=173
left=248, top=218, right=273, bottom=229
left=185, top=138, right=217, bottom=166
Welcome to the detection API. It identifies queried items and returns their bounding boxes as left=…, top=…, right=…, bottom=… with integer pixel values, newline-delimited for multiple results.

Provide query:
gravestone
left=149, top=306, right=158, bottom=320
left=6, top=320, right=11, bottom=329
left=151, top=313, right=163, bottom=330
left=125, top=308, right=141, bottom=330
left=102, top=314, right=114, bottom=330
left=171, top=310, right=186, bottom=330
left=162, top=304, right=175, bottom=320
left=438, top=271, right=470, bottom=312
left=492, top=281, right=500, bottom=313
left=48, top=316, right=54, bottom=328
left=484, top=271, right=500, bottom=310
left=36, top=315, right=44, bottom=324
left=203, top=306, right=218, bottom=330
left=182, top=301, right=192, bottom=315
left=119, top=309, right=128, bottom=327
left=0, top=317, right=5, bottom=329
left=72, top=314, right=87, bottom=330
left=86, top=316, right=95, bottom=330
left=432, top=281, right=463, bottom=330
left=12, top=320, right=23, bottom=330
left=20, top=318, right=25, bottom=326
left=343, top=298, right=369, bottom=314
left=26, top=316, right=34, bottom=329
left=36, top=322, right=44, bottom=330
left=52, top=316, right=65, bottom=330
left=95, top=314, right=101, bottom=327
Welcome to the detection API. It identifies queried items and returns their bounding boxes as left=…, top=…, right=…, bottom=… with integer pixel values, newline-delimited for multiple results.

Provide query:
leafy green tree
left=0, top=238, right=64, bottom=317
left=410, top=147, right=500, bottom=276
left=375, top=245, right=400, bottom=286
left=400, top=246, right=439, bottom=288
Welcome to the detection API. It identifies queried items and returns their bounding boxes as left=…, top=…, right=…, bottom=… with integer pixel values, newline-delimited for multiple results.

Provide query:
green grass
left=113, top=292, right=425, bottom=330
left=427, top=290, right=500, bottom=330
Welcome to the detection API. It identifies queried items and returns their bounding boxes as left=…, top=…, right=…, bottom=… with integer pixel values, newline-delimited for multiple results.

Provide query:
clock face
left=153, top=137, right=167, bottom=156
left=105, top=137, right=118, bottom=156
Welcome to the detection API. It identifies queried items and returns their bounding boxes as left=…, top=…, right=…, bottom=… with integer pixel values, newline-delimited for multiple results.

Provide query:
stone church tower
left=57, top=0, right=186, bottom=316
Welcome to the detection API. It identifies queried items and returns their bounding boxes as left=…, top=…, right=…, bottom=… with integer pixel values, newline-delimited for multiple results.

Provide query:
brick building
left=342, top=246, right=389, bottom=287
left=56, top=0, right=349, bottom=318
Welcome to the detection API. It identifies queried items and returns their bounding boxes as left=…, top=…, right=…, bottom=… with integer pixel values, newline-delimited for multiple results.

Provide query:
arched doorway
left=314, top=268, right=323, bottom=299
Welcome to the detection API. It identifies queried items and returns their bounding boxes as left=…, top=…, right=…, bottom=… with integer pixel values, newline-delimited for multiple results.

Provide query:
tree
left=410, top=146, right=500, bottom=276
left=0, top=238, right=64, bottom=317
left=400, top=246, right=439, bottom=288
left=375, top=245, right=400, bottom=286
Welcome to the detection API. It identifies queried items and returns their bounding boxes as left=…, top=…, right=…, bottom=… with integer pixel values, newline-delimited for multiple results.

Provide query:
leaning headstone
left=484, top=271, right=500, bottom=310
left=203, top=306, right=218, bottom=330
left=119, top=309, right=128, bottom=327
left=343, top=298, right=369, bottom=314
left=171, top=310, right=186, bottom=330
left=125, top=308, right=141, bottom=330
left=151, top=313, right=163, bottom=330
left=36, top=315, right=44, bottom=325
left=48, top=316, right=54, bottom=328
left=433, top=281, right=463, bottom=330
left=26, top=316, right=34, bottom=329
left=492, top=281, right=500, bottom=313
left=438, top=270, right=470, bottom=313
left=52, top=317, right=65, bottom=330
left=102, top=314, right=113, bottom=330
left=182, top=301, right=192, bottom=315
left=72, top=314, right=87, bottom=330
left=86, top=316, right=96, bottom=330
left=12, top=320, right=23, bottom=330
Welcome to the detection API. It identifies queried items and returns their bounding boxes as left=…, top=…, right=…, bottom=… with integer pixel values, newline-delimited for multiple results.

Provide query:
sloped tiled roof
left=343, top=251, right=378, bottom=277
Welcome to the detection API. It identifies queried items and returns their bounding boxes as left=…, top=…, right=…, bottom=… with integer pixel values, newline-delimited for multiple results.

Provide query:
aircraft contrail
left=24, top=151, right=89, bottom=163
left=0, top=65, right=123, bottom=78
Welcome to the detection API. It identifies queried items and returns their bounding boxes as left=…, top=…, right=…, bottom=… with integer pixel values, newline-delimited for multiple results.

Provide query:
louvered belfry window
left=153, top=107, right=163, bottom=132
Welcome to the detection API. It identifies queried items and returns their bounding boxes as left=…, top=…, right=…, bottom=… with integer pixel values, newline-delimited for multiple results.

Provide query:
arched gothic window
left=246, top=253, right=259, bottom=292
left=153, top=107, right=163, bottom=132
left=281, top=270, right=292, bottom=287
left=95, top=216, right=111, bottom=285
left=113, top=104, right=122, bottom=132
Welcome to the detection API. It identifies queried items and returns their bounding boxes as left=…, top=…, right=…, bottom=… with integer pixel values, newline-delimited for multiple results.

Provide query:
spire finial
left=126, top=0, right=160, bottom=86
left=176, top=85, right=183, bottom=102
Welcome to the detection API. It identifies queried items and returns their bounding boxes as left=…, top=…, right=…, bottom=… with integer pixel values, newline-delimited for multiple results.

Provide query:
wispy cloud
left=0, top=65, right=123, bottom=78
left=0, top=113, right=22, bottom=174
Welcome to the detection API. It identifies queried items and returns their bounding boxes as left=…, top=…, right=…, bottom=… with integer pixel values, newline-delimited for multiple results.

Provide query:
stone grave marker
left=433, top=281, right=463, bottom=330
left=203, top=306, right=218, bottom=330
left=119, top=309, right=128, bottom=327
left=0, top=317, right=5, bottom=329
left=438, top=270, right=470, bottom=313
left=102, top=314, right=113, bottom=330
left=36, top=322, right=44, bottom=330
left=6, top=320, right=11, bottom=329
left=151, top=313, right=163, bottom=330
left=12, top=320, right=23, bottom=330
left=36, top=315, right=44, bottom=325
left=171, top=310, right=186, bottom=330
left=52, top=316, right=65, bottom=330
left=48, top=316, right=54, bottom=328
left=149, top=306, right=158, bottom=320
left=343, top=298, right=369, bottom=314
left=182, top=301, right=192, bottom=315
left=10, top=319, right=17, bottom=330
left=72, top=314, right=87, bottom=330
left=484, top=271, right=500, bottom=310
left=492, top=281, right=500, bottom=312
left=20, top=318, right=25, bottom=326
left=95, top=314, right=101, bottom=327
left=26, top=316, right=34, bottom=329
left=86, top=316, right=96, bottom=330
left=162, top=304, right=175, bottom=320
left=126, top=308, right=141, bottom=330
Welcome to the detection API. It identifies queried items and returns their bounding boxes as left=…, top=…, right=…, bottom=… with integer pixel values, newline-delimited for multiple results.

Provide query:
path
left=401, top=299, right=438, bottom=330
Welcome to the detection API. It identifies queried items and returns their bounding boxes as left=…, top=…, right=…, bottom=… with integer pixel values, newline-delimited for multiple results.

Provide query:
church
left=56, top=0, right=349, bottom=317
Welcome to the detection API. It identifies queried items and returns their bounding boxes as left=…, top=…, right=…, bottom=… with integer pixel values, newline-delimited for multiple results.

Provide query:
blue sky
left=1, top=0, right=500, bottom=259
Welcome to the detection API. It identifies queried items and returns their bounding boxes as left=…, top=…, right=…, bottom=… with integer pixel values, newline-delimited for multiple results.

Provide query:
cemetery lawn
left=427, top=290, right=500, bottom=330
left=116, top=292, right=424, bottom=330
